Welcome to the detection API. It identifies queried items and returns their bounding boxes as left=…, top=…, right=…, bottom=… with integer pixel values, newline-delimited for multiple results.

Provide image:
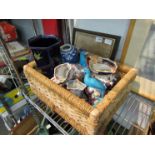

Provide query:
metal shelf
left=0, top=36, right=38, bottom=133
left=0, top=21, right=46, bottom=134
left=23, top=92, right=79, bottom=135
left=23, top=91, right=154, bottom=135
left=105, top=93, right=153, bottom=135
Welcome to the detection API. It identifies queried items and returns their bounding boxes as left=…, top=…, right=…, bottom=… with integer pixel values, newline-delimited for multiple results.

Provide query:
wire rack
left=0, top=36, right=41, bottom=133
left=23, top=92, right=79, bottom=135
left=0, top=42, right=19, bottom=88
left=105, top=92, right=154, bottom=135
left=23, top=91, right=154, bottom=135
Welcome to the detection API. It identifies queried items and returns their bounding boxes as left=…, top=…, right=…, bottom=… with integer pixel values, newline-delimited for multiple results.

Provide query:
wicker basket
left=24, top=61, right=137, bottom=135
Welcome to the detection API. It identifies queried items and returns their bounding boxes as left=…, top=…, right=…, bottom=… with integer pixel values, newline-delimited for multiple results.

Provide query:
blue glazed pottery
left=60, top=44, right=79, bottom=63
left=83, top=68, right=107, bottom=97
left=79, top=49, right=88, bottom=67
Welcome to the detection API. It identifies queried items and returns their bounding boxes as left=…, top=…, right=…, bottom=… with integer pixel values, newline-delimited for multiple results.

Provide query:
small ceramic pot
left=85, top=87, right=101, bottom=98
left=93, top=72, right=121, bottom=89
left=68, top=64, right=84, bottom=81
left=52, top=63, right=72, bottom=84
left=89, top=57, right=118, bottom=74
left=66, top=79, right=86, bottom=97
left=60, top=44, right=79, bottom=63
left=85, top=87, right=101, bottom=106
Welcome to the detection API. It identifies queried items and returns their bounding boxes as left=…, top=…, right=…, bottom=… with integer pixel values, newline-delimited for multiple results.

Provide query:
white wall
left=74, top=19, right=130, bottom=60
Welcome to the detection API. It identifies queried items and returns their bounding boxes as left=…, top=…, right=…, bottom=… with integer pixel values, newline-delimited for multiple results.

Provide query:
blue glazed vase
left=60, top=44, right=79, bottom=63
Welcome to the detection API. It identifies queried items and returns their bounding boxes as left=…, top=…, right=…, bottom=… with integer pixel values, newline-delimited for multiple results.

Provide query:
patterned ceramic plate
left=89, top=57, right=117, bottom=74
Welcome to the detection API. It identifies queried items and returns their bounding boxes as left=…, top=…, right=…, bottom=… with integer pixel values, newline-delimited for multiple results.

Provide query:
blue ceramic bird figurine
left=83, top=68, right=107, bottom=97
left=79, top=50, right=88, bottom=67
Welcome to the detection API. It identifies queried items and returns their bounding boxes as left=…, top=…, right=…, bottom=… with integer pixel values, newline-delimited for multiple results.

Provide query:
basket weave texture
left=24, top=61, right=137, bottom=134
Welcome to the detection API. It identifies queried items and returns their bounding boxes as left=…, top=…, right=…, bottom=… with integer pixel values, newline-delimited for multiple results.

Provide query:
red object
left=0, top=22, right=17, bottom=42
left=42, top=19, right=62, bottom=38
